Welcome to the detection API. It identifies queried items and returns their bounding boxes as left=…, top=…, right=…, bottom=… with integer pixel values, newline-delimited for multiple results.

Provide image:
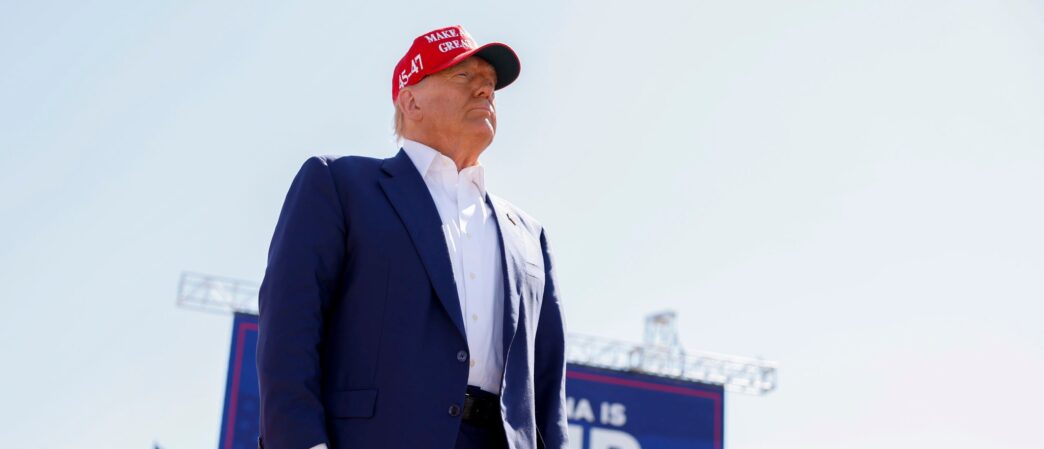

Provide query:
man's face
left=412, top=57, right=498, bottom=146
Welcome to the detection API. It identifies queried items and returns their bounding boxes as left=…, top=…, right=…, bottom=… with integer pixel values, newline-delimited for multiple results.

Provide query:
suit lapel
left=488, top=195, right=522, bottom=357
left=379, top=150, right=466, bottom=340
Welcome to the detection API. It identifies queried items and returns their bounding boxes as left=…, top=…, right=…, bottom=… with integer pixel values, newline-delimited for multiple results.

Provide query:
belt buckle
left=462, top=394, right=477, bottom=421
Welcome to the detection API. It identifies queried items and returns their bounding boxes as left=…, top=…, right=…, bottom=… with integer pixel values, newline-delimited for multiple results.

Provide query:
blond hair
left=393, top=104, right=404, bottom=142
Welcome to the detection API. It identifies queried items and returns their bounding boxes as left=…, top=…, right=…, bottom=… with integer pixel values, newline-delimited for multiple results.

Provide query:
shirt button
left=472, top=314, right=478, bottom=321
left=470, top=359, right=477, bottom=368
left=448, top=404, right=461, bottom=417
left=469, top=272, right=476, bottom=280
left=456, top=350, right=468, bottom=362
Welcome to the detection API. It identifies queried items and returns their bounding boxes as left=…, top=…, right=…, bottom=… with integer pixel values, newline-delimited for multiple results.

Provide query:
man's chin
left=465, top=123, right=496, bottom=144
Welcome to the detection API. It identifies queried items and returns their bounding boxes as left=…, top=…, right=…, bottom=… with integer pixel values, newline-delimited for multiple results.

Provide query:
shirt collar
left=401, top=138, right=487, bottom=195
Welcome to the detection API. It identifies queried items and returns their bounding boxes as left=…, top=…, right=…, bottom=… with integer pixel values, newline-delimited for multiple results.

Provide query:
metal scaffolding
left=177, top=271, right=259, bottom=315
left=566, top=334, right=777, bottom=396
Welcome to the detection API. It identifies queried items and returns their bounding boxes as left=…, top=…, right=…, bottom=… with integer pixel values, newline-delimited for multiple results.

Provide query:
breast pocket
left=514, top=227, right=546, bottom=310
left=524, top=259, right=544, bottom=280
left=519, top=229, right=544, bottom=277
left=523, top=257, right=545, bottom=301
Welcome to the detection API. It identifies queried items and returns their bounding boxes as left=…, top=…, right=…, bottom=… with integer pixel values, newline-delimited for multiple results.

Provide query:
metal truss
left=566, top=333, right=777, bottom=395
left=176, top=272, right=777, bottom=395
left=176, top=271, right=259, bottom=315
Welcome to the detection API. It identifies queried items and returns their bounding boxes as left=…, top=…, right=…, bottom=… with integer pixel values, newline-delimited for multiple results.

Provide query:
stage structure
left=178, top=271, right=777, bottom=449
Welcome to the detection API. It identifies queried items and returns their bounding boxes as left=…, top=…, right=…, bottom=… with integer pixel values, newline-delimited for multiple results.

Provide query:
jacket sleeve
left=533, top=228, right=569, bottom=449
left=256, top=156, right=347, bottom=449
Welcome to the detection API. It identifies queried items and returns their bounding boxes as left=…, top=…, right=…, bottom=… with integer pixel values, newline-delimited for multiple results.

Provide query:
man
left=256, top=25, right=568, bottom=449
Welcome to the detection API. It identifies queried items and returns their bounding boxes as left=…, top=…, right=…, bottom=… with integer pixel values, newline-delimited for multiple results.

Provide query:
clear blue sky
left=1, top=1, right=1042, bottom=448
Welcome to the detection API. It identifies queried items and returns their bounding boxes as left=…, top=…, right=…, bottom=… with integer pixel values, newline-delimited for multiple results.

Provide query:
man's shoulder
left=307, top=154, right=384, bottom=171
left=295, top=153, right=392, bottom=181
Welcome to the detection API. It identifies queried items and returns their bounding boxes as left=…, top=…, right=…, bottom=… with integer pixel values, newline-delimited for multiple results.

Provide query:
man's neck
left=402, top=133, right=488, bottom=172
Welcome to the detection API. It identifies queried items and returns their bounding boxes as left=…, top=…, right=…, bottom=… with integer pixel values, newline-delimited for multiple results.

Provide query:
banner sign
left=217, top=312, right=260, bottom=449
left=565, top=364, right=723, bottom=449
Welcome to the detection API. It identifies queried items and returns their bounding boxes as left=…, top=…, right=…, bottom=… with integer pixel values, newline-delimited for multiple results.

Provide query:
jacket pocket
left=524, top=260, right=544, bottom=279
left=326, top=388, right=378, bottom=418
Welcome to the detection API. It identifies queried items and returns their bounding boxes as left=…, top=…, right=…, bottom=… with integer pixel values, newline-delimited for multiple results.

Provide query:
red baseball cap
left=392, top=25, right=520, bottom=101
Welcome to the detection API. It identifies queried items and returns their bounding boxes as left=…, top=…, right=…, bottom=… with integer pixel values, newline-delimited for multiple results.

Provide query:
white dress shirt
left=401, top=138, right=506, bottom=393
left=311, top=141, right=505, bottom=449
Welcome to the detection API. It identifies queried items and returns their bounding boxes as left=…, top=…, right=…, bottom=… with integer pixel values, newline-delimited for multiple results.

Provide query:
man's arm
left=257, top=156, right=346, bottom=449
left=533, top=228, right=569, bottom=449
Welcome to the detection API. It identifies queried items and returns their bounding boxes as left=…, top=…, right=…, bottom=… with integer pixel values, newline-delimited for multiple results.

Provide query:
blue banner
left=565, top=364, right=723, bottom=449
left=217, top=312, right=260, bottom=449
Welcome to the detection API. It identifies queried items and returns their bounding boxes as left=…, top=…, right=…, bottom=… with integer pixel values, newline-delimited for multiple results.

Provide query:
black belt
left=462, top=385, right=502, bottom=426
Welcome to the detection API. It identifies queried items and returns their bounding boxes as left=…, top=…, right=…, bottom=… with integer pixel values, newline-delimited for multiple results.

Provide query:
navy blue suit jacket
left=256, top=150, right=568, bottom=449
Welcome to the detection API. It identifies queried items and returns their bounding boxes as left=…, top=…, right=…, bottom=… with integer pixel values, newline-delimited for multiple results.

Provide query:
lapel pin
left=506, top=213, right=517, bottom=226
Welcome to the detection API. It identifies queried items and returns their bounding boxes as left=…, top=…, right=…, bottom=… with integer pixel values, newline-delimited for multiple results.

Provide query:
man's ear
left=397, top=88, right=423, bottom=122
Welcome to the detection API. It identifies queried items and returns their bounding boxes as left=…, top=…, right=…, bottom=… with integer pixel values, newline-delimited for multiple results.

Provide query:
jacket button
left=456, top=350, right=468, bottom=362
left=448, top=404, right=461, bottom=417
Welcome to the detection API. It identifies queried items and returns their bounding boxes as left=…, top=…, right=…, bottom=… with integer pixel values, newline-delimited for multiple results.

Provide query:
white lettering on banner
left=567, top=427, right=584, bottom=449
left=566, top=397, right=596, bottom=423
left=589, top=428, right=642, bottom=449
left=423, top=28, right=459, bottom=43
left=568, top=427, right=644, bottom=449
left=567, top=397, right=640, bottom=449
left=600, top=402, right=628, bottom=427
left=398, top=54, right=424, bottom=89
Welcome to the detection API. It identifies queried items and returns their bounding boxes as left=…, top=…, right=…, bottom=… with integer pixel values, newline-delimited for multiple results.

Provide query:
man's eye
left=456, top=72, right=469, bottom=78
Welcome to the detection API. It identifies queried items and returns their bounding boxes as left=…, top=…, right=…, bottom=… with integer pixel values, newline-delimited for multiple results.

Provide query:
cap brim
left=473, top=43, right=520, bottom=90
left=419, top=42, right=521, bottom=92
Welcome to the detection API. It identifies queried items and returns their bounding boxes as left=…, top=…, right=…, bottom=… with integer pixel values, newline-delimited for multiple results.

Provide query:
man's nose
left=474, top=80, right=495, bottom=99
